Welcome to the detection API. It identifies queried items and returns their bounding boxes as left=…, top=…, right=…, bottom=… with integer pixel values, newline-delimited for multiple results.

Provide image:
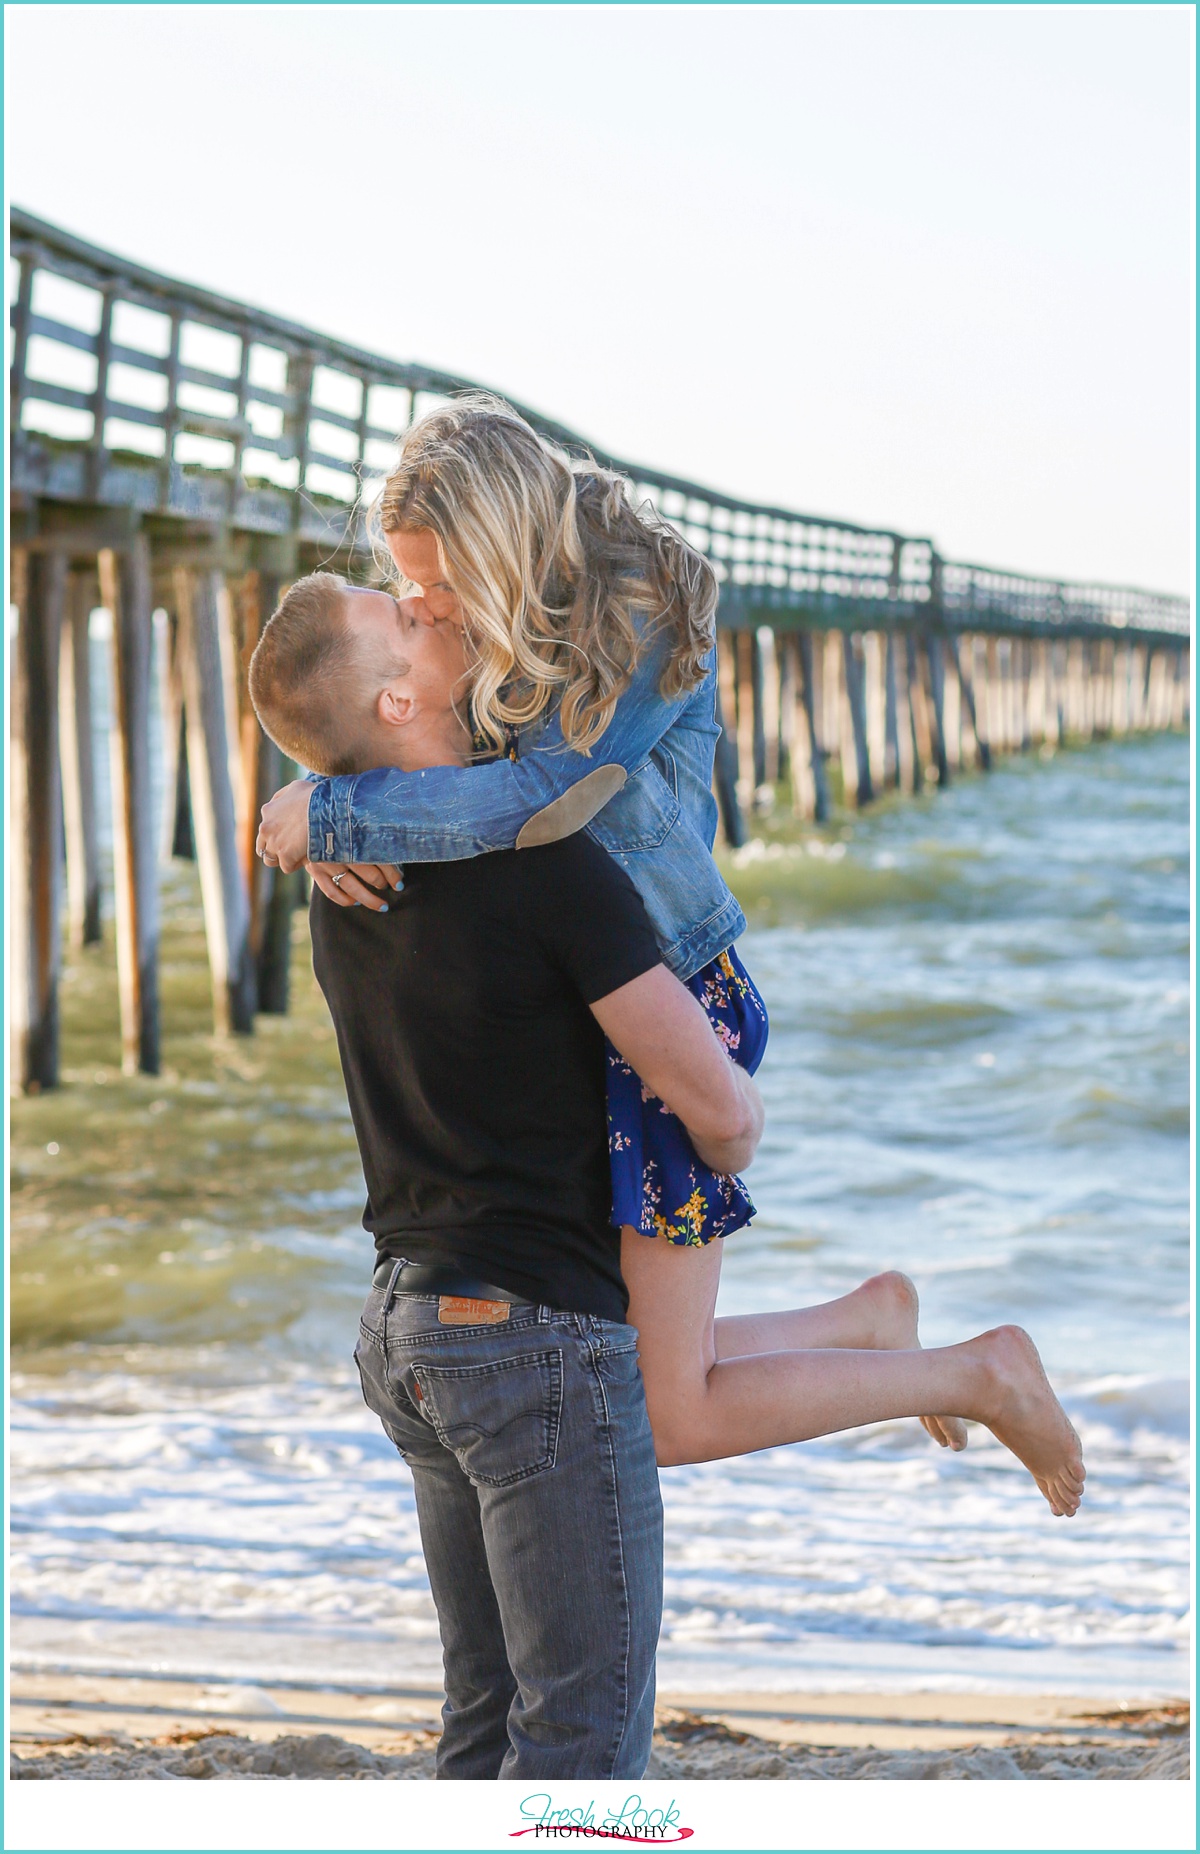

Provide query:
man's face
left=341, top=587, right=469, bottom=719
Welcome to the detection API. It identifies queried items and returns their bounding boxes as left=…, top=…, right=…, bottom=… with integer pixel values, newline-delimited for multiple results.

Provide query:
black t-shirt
left=308, top=834, right=663, bottom=1323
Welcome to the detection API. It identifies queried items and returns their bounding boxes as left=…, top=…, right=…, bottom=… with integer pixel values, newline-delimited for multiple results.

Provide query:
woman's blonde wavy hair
left=369, top=393, right=717, bottom=754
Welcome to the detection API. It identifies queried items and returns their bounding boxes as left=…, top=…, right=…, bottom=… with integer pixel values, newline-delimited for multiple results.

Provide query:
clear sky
left=6, top=4, right=1193, bottom=592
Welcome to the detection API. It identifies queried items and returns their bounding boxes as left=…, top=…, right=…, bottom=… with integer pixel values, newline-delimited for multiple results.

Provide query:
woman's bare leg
left=621, top=1229, right=1085, bottom=1515
left=714, top=1270, right=969, bottom=1450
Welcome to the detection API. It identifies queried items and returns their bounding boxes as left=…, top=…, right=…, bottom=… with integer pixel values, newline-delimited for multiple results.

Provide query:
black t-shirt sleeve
left=523, top=834, right=664, bottom=1003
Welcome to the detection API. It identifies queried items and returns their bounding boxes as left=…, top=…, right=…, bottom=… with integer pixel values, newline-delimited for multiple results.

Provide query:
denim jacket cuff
left=307, top=776, right=357, bottom=862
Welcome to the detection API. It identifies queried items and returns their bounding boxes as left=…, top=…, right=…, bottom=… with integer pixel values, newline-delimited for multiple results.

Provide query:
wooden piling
left=1145, top=647, right=1167, bottom=729
left=822, top=632, right=843, bottom=792
left=175, top=567, right=256, bottom=1035
left=946, top=635, right=980, bottom=769
left=1003, top=641, right=1017, bottom=747
left=883, top=633, right=902, bottom=787
left=734, top=630, right=756, bottom=806
left=906, top=635, right=932, bottom=790
left=891, top=636, right=913, bottom=791
left=1067, top=639, right=1085, bottom=737
left=750, top=628, right=769, bottom=796
left=232, top=570, right=295, bottom=1008
left=154, top=605, right=178, bottom=855
left=216, top=578, right=247, bottom=830
left=157, top=606, right=195, bottom=858
left=1000, top=640, right=1016, bottom=751
left=985, top=641, right=999, bottom=750
left=1157, top=649, right=1172, bottom=728
left=1089, top=641, right=1102, bottom=736
left=1112, top=642, right=1130, bottom=735
left=59, top=570, right=102, bottom=947
left=1018, top=640, right=1033, bottom=751
left=983, top=638, right=1002, bottom=754
left=1060, top=640, right=1072, bottom=738
left=1027, top=640, right=1047, bottom=747
left=98, top=538, right=161, bottom=1076
left=777, top=628, right=796, bottom=787
left=712, top=668, right=745, bottom=847
left=1181, top=649, right=1191, bottom=729
left=796, top=631, right=830, bottom=823
left=11, top=547, right=66, bottom=1091
left=1110, top=641, right=1121, bottom=733
left=942, top=642, right=962, bottom=771
left=1079, top=641, right=1093, bottom=738
left=172, top=713, right=196, bottom=857
left=760, top=629, right=780, bottom=789
left=1158, top=650, right=1171, bottom=729
left=714, top=632, right=745, bottom=846
left=1015, top=640, right=1028, bottom=749
left=716, top=629, right=740, bottom=786
left=925, top=635, right=950, bottom=785
left=780, top=636, right=813, bottom=819
left=1155, top=649, right=1170, bottom=728
left=836, top=636, right=859, bottom=804
left=842, top=632, right=874, bottom=806
left=964, top=637, right=992, bottom=769
left=1072, top=639, right=1085, bottom=735
left=1170, top=647, right=1188, bottom=729
left=1050, top=642, right=1067, bottom=742
left=1137, top=645, right=1153, bottom=729
left=1094, top=641, right=1104, bottom=735
left=864, top=630, right=887, bottom=786
left=1095, top=641, right=1107, bottom=736
left=1140, top=644, right=1154, bottom=727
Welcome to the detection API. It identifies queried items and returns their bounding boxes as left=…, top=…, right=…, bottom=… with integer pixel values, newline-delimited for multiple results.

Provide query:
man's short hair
left=248, top=572, right=407, bottom=775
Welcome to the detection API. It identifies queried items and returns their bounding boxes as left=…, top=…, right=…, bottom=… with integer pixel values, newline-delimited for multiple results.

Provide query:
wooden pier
left=9, top=208, right=1191, bottom=1093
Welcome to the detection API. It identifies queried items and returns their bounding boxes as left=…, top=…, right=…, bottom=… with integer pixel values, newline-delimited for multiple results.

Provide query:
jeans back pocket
left=412, top=1348, right=563, bottom=1487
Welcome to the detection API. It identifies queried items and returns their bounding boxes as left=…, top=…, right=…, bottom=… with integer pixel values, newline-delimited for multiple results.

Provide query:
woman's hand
left=256, top=779, right=317, bottom=871
left=257, top=780, right=400, bottom=907
left=305, top=862, right=402, bottom=911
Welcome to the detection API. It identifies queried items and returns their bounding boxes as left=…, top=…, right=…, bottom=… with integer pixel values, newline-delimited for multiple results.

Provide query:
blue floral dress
left=607, top=946, right=769, bottom=1245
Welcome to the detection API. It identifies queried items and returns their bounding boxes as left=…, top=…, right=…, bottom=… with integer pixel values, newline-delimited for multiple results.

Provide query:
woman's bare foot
left=861, top=1272, right=969, bottom=1451
left=970, top=1325, right=1086, bottom=1516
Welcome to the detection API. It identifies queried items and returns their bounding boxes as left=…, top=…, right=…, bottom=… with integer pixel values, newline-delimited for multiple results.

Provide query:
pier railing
left=8, top=208, right=1192, bottom=1093
left=11, top=207, right=1189, bottom=645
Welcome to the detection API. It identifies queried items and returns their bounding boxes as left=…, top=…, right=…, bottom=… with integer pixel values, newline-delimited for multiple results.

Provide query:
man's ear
left=377, top=682, right=416, bottom=730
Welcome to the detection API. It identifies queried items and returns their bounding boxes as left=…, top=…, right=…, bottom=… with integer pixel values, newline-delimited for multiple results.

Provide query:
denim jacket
left=307, top=630, right=745, bottom=981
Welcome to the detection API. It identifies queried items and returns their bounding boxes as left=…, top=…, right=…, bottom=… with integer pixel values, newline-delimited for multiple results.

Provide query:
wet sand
left=9, top=1672, right=1188, bottom=1779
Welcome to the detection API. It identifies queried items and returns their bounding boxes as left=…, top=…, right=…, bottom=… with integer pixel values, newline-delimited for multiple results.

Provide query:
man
left=248, top=575, right=762, bottom=1780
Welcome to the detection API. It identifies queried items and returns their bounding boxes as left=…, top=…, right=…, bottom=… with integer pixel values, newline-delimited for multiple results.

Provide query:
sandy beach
left=9, top=1672, right=1188, bottom=1780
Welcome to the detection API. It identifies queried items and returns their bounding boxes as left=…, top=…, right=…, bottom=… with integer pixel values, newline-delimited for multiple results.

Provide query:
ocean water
left=9, top=730, right=1191, bottom=1699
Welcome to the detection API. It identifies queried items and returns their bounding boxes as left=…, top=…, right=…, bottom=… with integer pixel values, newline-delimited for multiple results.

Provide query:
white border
left=2, top=1778, right=1197, bottom=1853
left=4, top=7, right=1196, bottom=1854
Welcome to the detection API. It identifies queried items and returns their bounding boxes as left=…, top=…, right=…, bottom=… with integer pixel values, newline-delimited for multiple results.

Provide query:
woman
left=257, top=395, right=1084, bottom=1516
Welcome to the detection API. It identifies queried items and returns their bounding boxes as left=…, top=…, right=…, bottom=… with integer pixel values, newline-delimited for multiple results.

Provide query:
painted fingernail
left=379, top=904, right=389, bottom=913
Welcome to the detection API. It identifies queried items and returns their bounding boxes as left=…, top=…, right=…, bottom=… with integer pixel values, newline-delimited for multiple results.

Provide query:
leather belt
left=373, top=1258, right=526, bottom=1303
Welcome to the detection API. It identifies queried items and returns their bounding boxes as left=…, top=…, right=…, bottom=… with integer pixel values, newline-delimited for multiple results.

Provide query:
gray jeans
left=354, top=1273, right=663, bottom=1781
